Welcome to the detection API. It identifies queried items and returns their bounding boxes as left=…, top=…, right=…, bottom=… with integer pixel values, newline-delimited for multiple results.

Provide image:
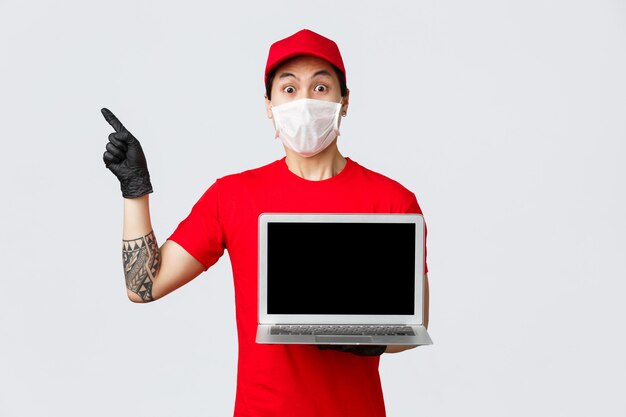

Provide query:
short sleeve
left=167, top=180, right=226, bottom=271
left=404, top=192, right=429, bottom=275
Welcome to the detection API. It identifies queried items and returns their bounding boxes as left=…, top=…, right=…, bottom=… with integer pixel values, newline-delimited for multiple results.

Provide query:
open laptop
left=255, top=213, right=433, bottom=346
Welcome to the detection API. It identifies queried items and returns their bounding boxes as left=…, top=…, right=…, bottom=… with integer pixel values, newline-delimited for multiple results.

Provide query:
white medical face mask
left=271, top=98, right=342, bottom=157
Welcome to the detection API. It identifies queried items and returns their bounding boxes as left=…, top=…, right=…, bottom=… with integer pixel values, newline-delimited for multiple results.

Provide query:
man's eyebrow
left=278, top=72, right=298, bottom=80
left=312, top=70, right=333, bottom=78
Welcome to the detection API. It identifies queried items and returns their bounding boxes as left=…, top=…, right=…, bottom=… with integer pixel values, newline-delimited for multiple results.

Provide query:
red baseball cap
left=264, top=29, right=346, bottom=86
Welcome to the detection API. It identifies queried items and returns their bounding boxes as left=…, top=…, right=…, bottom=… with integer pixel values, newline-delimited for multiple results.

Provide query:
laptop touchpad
left=315, top=336, right=374, bottom=343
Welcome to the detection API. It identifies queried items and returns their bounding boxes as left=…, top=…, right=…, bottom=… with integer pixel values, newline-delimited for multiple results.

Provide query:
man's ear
left=341, top=88, right=350, bottom=116
left=264, top=95, right=273, bottom=119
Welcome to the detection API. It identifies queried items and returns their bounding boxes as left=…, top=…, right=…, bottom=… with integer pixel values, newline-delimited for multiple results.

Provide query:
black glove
left=316, top=344, right=387, bottom=356
left=101, top=107, right=153, bottom=199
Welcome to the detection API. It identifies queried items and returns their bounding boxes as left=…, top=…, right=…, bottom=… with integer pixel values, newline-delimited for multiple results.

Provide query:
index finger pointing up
left=101, top=107, right=128, bottom=133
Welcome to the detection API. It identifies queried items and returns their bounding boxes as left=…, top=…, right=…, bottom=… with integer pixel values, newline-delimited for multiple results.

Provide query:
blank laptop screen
left=267, top=222, right=416, bottom=315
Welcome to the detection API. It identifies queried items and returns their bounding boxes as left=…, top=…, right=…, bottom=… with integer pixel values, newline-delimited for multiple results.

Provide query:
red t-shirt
left=167, top=157, right=428, bottom=417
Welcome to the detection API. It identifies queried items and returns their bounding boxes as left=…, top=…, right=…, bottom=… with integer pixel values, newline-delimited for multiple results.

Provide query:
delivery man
left=101, top=28, right=429, bottom=417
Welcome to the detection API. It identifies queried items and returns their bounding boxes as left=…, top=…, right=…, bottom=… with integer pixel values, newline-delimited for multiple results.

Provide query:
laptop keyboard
left=270, top=325, right=415, bottom=336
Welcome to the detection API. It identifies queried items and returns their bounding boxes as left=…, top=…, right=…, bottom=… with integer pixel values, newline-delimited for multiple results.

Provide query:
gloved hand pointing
left=101, top=107, right=153, bottom=199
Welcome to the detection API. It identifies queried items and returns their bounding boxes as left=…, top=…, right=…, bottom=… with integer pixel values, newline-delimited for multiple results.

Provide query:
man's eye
left=283, top=86, right=295, bottom=93
left=314, top=84, right=327, bottom=92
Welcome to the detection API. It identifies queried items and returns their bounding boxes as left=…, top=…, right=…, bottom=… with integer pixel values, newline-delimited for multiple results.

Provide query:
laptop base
left=256, top=324, right=433, bottom=345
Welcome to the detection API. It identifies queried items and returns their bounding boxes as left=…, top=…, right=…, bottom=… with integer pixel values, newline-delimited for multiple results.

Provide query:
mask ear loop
left=333, top=98, right=343, bottom=137
left=339, top=96, right=347, bottom=117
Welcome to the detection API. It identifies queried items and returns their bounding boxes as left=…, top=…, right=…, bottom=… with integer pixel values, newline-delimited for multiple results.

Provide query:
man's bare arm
left=123, top=195, right=205, bottom=303
left=122, top=195, right=159, bottom=302
left=384, top=273, right=429, bottom=354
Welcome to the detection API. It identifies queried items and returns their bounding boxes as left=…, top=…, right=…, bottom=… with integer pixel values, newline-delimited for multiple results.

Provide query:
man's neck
left=284, top=143, right=346, bottom=181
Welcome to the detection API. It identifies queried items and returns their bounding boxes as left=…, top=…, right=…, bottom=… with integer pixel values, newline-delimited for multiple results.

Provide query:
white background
left=1, top=1, right=624, bottom=416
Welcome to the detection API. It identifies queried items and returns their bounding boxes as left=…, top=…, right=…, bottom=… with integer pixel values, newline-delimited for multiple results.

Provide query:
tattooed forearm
left=122, top=230, right=161, bottom=302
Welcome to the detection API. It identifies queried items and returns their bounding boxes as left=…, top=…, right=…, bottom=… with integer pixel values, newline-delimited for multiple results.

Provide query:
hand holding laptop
left=317, top=344, right=387, bottom=356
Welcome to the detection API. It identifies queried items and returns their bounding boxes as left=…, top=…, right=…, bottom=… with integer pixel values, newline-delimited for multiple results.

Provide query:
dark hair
left=265, top=62, right=348, bottom=100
